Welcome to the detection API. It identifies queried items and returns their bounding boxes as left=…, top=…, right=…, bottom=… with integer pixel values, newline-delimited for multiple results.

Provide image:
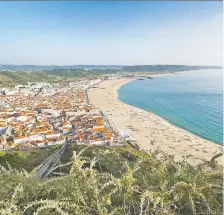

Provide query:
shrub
left=0, top=148, right=222, bottom=215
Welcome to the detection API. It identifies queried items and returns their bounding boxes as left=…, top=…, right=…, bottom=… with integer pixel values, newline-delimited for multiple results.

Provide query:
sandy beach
left=88, top=78, right=222, bottom=165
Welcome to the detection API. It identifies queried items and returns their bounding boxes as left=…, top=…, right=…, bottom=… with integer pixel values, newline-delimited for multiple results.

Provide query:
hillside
left=0, top=65, right=122, bottom=71
left=122, top=65, right=222, bottom=73
left=0, top=142, right=222, bottom=215
left=0, top=71, right=64, bottom=87
left=0, top=69, right=119, bottom=87
left=0, top=145, right=59, bottom=171
left=0, top=65, right=222, bottom=87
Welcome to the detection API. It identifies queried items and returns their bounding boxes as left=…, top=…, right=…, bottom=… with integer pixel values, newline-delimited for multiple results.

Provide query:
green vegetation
left=0, top=65, right=122, bottom=71
left=122, top=65, right=222, bottom=73
left=44, top=69, right=119, bottom=77
left=0, top=71, right=65, bottom=87
left=0, top=65, right=221, bottom=87
left=0, top=143, right=222, bottom=215
left=59, top=142, right=146, bottom=176
left=0, top=146, right=59, bottom=171
left=0, top=69, right=120, bottom=87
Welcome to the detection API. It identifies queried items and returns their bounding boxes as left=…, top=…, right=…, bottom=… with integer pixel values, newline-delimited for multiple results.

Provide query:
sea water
left=118, top=69, right=223, bottom=144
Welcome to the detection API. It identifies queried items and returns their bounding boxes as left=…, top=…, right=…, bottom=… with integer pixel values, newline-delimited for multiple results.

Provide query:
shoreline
left=117, top=78, right=221, bottom=146
left=88, top=77, right=222, bottom=165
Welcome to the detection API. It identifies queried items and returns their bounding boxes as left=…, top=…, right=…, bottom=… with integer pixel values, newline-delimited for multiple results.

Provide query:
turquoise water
left=118, top=69, right=223, bottom=144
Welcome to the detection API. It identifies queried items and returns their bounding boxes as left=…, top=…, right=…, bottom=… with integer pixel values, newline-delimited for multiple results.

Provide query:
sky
left=0, top=1, right=223, bottom=66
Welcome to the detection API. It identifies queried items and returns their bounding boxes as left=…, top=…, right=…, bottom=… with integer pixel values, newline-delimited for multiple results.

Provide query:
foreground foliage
left=0, top=147, right=222, bottom=215
left=0, top=146, right=59, bottom=171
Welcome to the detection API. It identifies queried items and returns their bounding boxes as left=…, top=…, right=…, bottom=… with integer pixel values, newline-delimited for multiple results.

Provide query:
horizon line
left=0, top=64, right=222, bottom=67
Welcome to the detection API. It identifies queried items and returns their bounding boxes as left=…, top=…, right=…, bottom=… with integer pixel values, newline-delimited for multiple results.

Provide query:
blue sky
left=0, top=1, right=222, bottom=65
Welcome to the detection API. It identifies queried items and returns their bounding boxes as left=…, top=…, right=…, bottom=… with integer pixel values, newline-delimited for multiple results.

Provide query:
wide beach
left=88, top=78, right=222, bottom=165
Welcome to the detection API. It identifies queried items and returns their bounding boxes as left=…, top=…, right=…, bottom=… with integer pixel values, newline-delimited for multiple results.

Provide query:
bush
left=0, top=147, right=222, bottom=215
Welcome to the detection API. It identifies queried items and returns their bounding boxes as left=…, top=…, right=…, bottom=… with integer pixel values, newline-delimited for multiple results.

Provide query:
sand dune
left=88, top=78, right=222, bottom=165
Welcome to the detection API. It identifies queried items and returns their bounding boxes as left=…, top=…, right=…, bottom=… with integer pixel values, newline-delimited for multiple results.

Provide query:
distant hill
left=0, top=64, right=122, bottom=71
left=0, top=65, right=222, bottom=87
left=122, top=65, right=222, bottom=73
left=0, top=71, right=63, bottom=87
left=0, top=64, right=221, bottom=72
left=0, top=69, right=120, bottom=87
left=44, top=68, right=119, bottom=77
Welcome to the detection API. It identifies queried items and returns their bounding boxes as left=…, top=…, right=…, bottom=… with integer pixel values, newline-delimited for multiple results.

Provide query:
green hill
left=0, top=146, right=59, bottom=171
left=0, top=71, right=58, bottom=87
left=0, top=65, right=222, bottom=87
left=0, top=69, right=118, bottom=87
left=122, top=65, right=222, bottom=73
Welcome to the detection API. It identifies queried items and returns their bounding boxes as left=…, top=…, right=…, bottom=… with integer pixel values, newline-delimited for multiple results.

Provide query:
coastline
left=88, top=77, right=222, bottom=165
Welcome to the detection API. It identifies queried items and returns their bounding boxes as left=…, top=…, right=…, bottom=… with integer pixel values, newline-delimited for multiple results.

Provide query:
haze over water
left=118, top=69, right=223, bottom=144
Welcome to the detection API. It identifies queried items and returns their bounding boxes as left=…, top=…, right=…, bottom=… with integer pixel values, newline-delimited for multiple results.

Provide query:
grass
left=0, top=146, right=59, bottom=171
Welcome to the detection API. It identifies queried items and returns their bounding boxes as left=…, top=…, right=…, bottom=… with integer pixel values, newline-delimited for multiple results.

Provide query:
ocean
left=118, top=69, right=223, bottom=144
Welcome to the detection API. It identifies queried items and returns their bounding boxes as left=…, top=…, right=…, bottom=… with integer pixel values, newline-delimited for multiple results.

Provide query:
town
left=0, top=76, right=135, bottom=151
